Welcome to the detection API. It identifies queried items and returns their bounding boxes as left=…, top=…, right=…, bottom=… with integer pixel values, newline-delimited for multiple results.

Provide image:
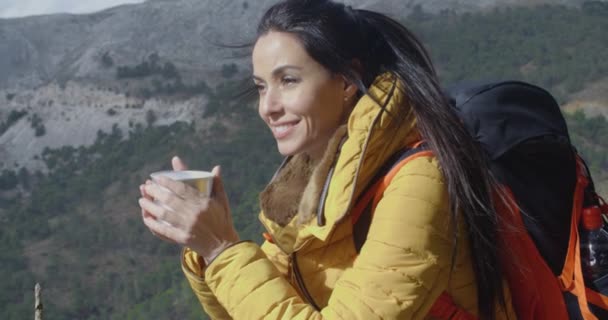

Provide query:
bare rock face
left=0, top=0, right=599, bottom=90
left=0, top=0, right=604, bottom=171
left=0, top=82, right=206, bottom=171
left=0, top=0, right=274, bottom=90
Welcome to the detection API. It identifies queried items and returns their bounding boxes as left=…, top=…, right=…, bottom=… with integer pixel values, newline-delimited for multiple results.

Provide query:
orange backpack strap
left=558, top=156, right=589, bottom=290
left=350, top=145, right=433, bottom=226
left=586, top=287, right=608, bottom=309
left=557, top=155, right=599, bottom=319
left=495, top=186, right=570, bottom=319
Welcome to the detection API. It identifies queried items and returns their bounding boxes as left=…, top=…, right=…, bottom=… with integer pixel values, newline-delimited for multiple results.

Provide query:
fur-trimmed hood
left=258, top=73, right=420, bottom=253
left=259, top=125, right=348, bottom=227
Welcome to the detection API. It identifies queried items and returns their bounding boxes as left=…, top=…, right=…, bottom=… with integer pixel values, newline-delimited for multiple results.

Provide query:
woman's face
left=252, top=31, right=351, bottom=160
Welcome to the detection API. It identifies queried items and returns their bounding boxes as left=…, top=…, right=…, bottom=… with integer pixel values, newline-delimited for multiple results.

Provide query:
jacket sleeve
left=200, top=156, right=456, bottom=320
left=182, top=247, right=232, bottom=320
left=181, top=240, right=292, bottom=319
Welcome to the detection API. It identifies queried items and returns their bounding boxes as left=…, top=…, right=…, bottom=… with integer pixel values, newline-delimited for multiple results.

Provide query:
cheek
left=315, top=88, right=346, bottom=124
left=279, top=91, right=311, bottom=117
left=257, top=100, right=264, bottom=119
left=299, top=99, right=343, bottom=136
left=285, top=81, right=345, bottom=126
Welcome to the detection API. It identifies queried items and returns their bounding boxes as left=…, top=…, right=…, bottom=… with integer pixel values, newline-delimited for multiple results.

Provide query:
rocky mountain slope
left=0, top=0, right=599, bottom=89
left=0, top=0, right=606, bottom=172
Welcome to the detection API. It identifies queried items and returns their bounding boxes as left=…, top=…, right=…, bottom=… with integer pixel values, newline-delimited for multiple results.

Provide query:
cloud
left=0, top=0, right=145, bottom=18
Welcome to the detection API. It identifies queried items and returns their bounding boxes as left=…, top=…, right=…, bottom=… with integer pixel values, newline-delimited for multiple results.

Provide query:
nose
left=259, top=88, right=282, bottom=118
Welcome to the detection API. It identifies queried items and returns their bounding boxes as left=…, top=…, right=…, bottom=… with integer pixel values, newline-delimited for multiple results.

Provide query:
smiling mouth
left=271, top=121, right=299, bottom=139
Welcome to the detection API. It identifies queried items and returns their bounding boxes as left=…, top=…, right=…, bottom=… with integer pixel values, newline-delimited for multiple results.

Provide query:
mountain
left=0, top=0, right=264, bottom=89
left=2, top=0, right=600, bottom=89
left=0, top=0, right=606, bottom=173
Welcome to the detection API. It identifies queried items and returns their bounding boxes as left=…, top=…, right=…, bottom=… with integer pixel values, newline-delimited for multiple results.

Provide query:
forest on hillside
left=1, top=2, right=607, bottom=319
left=407, top=1, right=607, bottom=101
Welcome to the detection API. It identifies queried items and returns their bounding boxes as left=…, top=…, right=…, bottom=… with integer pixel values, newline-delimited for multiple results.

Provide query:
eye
left=281, top=76, right=299, bottom=86
left=254, top=83, right=266, bottom=94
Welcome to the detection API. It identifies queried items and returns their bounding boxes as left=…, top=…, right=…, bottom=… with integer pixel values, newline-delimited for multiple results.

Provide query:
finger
left=141, top=207, right=153, bottom=219
left=141, top=206, right=160, bottom=226
left=152, top=176, right=197, bottom=198
left=144, top=181, right=185, bottom=209
left=146, top=178, right=181, bottom=200
left=140, top=184, right=152, bottom=200
left=141, top=210, right=178, bottom=243
left=138, top=197, right=176, bottom=225
left=140, top=196, right=191, bottom=229
left=139, top=185, right=155, bottom=218
left=142, top=214, right=186, bottom=244
left=172, top=156, right=188, bottom=171
left=211, top=165, right=230, bottom=210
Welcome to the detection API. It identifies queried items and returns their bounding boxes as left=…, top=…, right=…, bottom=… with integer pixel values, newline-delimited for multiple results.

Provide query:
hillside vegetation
left=1, top=2, right=607, bottom=319
left=407, top=1, right=608, bottom=101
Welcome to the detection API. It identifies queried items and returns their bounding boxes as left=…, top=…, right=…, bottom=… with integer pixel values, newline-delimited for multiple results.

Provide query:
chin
left=276, top=141, right=304, bottom=157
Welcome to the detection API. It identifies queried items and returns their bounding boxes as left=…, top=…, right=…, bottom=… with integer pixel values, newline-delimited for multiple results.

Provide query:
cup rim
left=150, top=170, right=214, bottom=181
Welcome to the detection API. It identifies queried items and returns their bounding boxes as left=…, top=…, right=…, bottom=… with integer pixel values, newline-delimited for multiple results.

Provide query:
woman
left=138, top=0, right=516, bottom=319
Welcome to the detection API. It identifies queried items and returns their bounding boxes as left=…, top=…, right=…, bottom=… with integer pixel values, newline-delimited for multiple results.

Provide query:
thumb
left=211, top=165, right=230, bottom=208
left=172, top=156, right=188, bottom=171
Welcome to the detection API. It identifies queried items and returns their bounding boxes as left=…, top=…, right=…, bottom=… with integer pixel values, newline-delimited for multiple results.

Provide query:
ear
left=342, top=76, right=358, bottom=101
left=342, top=59, right=363, bottom=100
left=344, top=80, right=357, bottom=94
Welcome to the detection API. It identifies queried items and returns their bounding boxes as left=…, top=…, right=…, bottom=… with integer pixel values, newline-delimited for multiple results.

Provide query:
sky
left=0, top=0, right=145, bottom=18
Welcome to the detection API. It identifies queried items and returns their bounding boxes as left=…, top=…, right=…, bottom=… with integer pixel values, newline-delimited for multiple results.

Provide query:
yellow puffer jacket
left=181, top=74, right=516, bottom=319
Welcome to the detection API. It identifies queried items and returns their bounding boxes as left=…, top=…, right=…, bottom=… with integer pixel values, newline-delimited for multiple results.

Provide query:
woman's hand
left=138, top=156, right=240, bottom=264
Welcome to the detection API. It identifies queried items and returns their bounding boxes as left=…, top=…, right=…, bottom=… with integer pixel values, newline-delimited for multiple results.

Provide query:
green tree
left=0, top=170, right=17, bottom=190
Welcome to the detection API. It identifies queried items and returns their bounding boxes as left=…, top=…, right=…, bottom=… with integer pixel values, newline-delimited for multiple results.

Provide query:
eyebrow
left=253, top=65, right=302, bottom=82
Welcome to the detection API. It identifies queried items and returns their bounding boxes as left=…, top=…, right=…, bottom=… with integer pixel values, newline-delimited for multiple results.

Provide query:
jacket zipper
left=260, top=230, right=320, bottom=311
left=291, top=252, right=321, bottom=311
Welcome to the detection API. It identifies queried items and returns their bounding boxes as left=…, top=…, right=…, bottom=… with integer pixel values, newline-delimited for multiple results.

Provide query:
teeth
left=273, top=123, right=296, bottom=133
left=275, top=125, right=292, bottom=133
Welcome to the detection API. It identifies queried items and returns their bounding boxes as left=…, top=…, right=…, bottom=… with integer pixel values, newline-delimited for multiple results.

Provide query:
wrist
left=202, top=239, right=247, bottom=266
left=203, top=240, right=236, bottom=265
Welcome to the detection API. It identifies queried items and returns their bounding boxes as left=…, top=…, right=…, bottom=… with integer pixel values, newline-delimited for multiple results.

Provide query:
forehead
left=252, top=31, right=316, bottom=74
